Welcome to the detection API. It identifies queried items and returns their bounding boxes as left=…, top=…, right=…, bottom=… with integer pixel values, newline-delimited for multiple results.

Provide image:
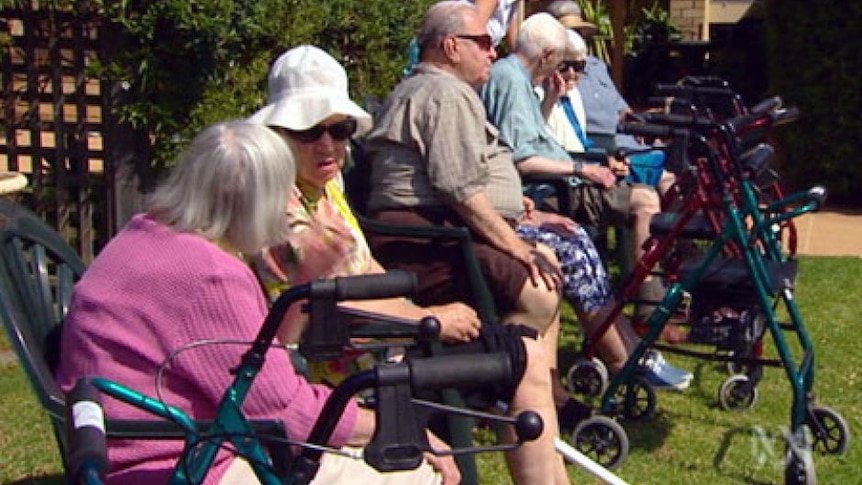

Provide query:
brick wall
left=670, top=0, right=707, bottom=40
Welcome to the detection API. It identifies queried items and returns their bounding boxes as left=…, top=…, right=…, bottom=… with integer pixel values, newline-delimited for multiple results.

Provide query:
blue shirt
left=577, top=55, right=640, bottom=149
left=480, top=54, right=572, bottom=164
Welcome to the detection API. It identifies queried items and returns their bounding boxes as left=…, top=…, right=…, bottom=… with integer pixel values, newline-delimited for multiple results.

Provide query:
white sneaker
left=639, top=350, right=692, bottom=391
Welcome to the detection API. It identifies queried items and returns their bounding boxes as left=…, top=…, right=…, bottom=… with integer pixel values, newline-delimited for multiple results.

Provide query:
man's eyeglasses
left=454, top=34, right=494, bottom=52
left=284, top=118, right=357, bottom=143
left=557, top=60, right=586, bottom=74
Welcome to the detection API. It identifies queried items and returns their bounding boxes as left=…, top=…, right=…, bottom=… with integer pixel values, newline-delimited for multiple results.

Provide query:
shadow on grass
left=621, top=409, right=674, bottom=453
left=6, top=474, right=64, bottom=485
left=712, top=426, right=783, bottom=485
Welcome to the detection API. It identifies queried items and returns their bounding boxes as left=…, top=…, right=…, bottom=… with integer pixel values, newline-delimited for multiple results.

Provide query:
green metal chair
left=0, top=200, right=290, bottom=475
left=342, top=144, right=500, bottom=485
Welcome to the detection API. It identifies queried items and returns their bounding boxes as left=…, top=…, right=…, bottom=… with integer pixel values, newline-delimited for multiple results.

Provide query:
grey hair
left=517, top=13, right=568, bottom=61
left=148, top=121, right=296, bottom=254
left=417, top=0, right=473, bottom=57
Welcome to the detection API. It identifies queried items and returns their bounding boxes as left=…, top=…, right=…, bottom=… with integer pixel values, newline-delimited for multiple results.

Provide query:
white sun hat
left=249, top=45, right=372, bottom=136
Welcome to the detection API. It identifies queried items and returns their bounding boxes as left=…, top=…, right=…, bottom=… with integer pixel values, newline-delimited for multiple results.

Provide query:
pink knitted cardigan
left=56, top=214, right=358, bottom=485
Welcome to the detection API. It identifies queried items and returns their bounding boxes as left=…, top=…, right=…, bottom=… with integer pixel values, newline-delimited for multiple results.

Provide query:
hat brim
left=249, top=89, right=372, bottom=137
left=558, top=15, right=598, bottom=37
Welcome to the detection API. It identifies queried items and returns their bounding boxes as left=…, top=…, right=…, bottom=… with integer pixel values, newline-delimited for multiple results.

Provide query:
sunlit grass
left=1, top=256, right=859, bottom=485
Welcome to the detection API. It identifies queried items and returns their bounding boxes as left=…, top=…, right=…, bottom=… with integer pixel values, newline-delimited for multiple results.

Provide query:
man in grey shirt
left=365, top=4, right=562, bottom=324
left=365, top=3, right=583, bottom=482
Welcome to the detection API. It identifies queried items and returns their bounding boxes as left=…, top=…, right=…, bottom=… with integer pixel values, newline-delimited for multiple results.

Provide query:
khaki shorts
left=570, top=181, right=638, bottom=228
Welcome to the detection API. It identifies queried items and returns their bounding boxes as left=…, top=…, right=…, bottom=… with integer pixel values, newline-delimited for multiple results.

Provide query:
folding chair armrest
left=357, top=214, right=473, bottom=242
left=356, top=213, right=497, bottom=324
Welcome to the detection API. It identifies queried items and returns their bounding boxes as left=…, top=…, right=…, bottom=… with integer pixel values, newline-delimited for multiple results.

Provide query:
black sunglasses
left=557, top=60, right=586, bottom=73
left=284, top=118, right=357, bottom=143
left=454, top=33, right=494, bottom=52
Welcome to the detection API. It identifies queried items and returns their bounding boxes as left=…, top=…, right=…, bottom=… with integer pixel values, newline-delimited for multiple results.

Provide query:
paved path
left=792, top=209, right=862, bottom=258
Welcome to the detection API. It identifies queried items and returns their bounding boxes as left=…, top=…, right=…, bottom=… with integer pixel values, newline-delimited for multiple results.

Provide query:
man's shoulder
left=394, top=66, right=474, bottom=101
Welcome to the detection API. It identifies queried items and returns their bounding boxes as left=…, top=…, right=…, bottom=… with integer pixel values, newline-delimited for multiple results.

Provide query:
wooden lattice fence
left=0, top=4, right=129, bottom=263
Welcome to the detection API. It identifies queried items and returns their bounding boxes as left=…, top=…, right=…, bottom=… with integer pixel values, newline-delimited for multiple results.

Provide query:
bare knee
left=630, top=185, right=660, bottom=215
left=507, top=281, right=560, bottom=332
left=516, top=337, right=553, bottom=389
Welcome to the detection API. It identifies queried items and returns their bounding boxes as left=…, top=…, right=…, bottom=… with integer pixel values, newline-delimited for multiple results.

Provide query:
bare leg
left=502, top=337, right=571, bottom=485
left=576, top=305, right=631, bottom=375
left=628, top=184, right=661, bottom=264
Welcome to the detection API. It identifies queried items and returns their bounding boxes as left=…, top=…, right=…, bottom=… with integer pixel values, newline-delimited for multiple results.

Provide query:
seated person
left=480, top=12, right=684, bottom=339
left=545, top=1, right=675, bottom=194
left=55, top=121, right=456, bottom=485
left=548, top=1, right=686, bottom=340
left=479, top=13, right=660, bottom=274
left=250, top=44, right=572, bottom=485
left=368, top=0, right=567, bottom=406
left=405, top=0, right=521, bottom=75
left=367, top=2, right=688, bottom=427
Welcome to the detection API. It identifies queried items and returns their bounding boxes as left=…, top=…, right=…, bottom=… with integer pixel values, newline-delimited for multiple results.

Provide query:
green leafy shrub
left=765, top=0, right=862, bottom=205
left=78, top=0, right=434, bottom=172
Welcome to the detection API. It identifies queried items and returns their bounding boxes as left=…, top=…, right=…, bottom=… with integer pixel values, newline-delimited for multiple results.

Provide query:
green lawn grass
left=2, top=256, right=860, bottom=485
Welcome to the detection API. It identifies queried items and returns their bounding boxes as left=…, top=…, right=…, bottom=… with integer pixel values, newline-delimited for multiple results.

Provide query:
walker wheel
left=570, top=415, right=629, bottom=470
left=785, top=437, right=817, bottom=485
left=618, top=376, right=657, bottom=421
left=807, top=404, right=851, bottom=455
left=565, top=358, right=609, bottom=398
left=718, top=374, right=758, bottom=411
left=724, top=353, right=750, bottom=375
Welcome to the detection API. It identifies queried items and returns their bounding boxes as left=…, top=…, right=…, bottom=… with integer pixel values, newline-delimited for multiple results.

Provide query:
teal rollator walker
left=595, top=99, right=850, bottom=485
left=65, top=271, right=546, bottom=485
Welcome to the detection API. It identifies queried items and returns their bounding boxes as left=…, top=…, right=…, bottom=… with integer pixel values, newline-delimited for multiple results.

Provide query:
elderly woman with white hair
left=480, top=12, right=693, bottom=391
left=540, top=29, right=593, bottom=154
left=55, top=120, right=456, bottom=485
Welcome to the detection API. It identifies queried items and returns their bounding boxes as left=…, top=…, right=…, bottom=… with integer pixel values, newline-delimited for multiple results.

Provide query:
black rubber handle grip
left=749, top=96, right=783, bottom=115
left=640, top=112, right=716, bottom=129
left=67, top=378, right=109, bottom=482
left=409, top=352, right=512, bottom=391
left=654, top=83, right=736, bottom=97
left=618, top=121, right=689, bottom=139
left=726, top=113, right=762, bottom=133
left=310, top=270, right=418, bottom=301
left=772, top=106, right=801, bottom=126
left=807, top=186, right=828, bottom=210
left=728, top=105, right=799, bottom=134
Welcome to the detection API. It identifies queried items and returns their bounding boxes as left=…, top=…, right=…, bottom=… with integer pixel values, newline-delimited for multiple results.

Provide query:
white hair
left=148, top=121, right=296, bottom=254
left=566, top=29, right=588, bottom=60
left=517, top=13, right=568, bottom=61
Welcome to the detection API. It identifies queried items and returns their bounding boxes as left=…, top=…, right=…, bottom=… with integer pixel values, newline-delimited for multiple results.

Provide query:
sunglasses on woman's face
left=557, top=60, right=586, bottom=74
left=285, top=117, right=357, bottom=143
